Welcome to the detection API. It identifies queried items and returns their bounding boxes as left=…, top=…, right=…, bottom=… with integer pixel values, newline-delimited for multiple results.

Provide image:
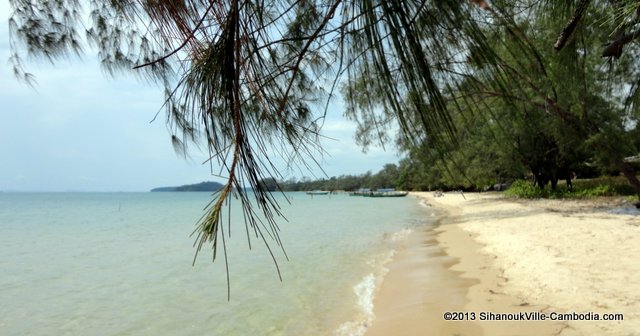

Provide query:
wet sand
left=366, top=192, right=640, bottom=336
left=364, top=219, right=482, bottom=336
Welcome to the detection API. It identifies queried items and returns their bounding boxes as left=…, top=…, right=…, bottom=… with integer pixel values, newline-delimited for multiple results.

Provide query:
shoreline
left=362, top=205, right=483, bottom=336
left=365, top=191, right=639, bottom=335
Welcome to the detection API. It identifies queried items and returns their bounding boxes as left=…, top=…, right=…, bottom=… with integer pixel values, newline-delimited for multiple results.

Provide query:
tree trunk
left=618, top=160, right=640, bottom=200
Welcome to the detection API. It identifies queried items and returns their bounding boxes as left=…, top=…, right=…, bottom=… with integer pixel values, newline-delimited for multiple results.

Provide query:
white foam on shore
left=335, top=269, right=388, bottom=336
left=334, top=273, right=378, bottom=336
left=389, top=228, right=413, bottom=242
left=418, top=199, right=431, bottom=208
left=417, top=200, right=439, bottom=216
left=335, top=228, right=414, bottom=336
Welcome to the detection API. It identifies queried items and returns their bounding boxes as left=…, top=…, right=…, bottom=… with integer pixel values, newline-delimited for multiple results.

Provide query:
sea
left=0, top=192, right=435, bottom=336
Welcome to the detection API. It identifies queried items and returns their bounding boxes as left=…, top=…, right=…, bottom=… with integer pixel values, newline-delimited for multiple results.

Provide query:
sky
left=0, top=5, right=400, bottom=192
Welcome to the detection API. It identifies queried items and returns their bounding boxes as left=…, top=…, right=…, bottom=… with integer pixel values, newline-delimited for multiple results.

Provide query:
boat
left=366, top=191, right=408, bottom=197
left=349, top=188, right=371, bottom=196
left=306, top=190, right=330, bottom=195
left=349, top=188, right=408, bottom=197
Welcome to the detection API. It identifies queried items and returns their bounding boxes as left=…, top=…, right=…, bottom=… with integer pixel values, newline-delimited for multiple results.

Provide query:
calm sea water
left=0, top=192, right=433, bottom=336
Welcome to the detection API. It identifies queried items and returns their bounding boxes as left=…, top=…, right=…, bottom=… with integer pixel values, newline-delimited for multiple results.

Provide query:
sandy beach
left=366, top=192, right=640, bottom=336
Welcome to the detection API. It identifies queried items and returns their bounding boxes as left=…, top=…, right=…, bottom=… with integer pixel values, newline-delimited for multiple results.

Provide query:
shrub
left=505, top=180, right=546, bottom=198
left=574, top=184, right=614, bottom=197
left=506, top=177, right=636, bottom=199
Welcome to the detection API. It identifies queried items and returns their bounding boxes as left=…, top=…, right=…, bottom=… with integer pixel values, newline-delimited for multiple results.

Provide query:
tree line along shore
left=259, top=165, right=640, bottom=203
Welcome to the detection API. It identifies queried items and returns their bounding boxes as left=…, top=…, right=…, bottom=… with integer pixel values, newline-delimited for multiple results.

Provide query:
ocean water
left=0, top=192, right=433, bottom=336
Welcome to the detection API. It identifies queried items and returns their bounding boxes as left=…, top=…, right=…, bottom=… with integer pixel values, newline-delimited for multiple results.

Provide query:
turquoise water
left=0, top=192, right=432, bottom=335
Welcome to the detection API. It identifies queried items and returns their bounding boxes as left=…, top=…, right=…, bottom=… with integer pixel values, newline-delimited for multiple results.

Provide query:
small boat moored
left=306, top=190, right=330, bottom=195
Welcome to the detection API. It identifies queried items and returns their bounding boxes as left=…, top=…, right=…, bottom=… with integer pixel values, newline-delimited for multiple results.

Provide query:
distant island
left=150, top=181, right=224, bottom=192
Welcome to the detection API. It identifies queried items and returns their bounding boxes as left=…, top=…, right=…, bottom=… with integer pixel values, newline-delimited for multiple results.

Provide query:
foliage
left=505, top=177, right=636, bottom=199
left=383, top=1, right=640, bottom=196
left=573, top=176, right=638, bottom=196
left=258, top=178, right=279, bottom=192
left=280, top=164, right=402, bottom=191
left=505, top=180, right=546, bottom=199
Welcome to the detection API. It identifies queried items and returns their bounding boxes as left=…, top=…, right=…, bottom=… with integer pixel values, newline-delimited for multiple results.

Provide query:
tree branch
left=601, top=27, right=640, bottom=58
left=277, top=0, right=343, bottom=113
left=133, top=0, right=215, bottom=70
left=554, top=0, right=590, bottom=51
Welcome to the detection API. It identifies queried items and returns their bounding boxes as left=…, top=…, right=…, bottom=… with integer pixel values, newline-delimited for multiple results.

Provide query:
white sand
left=367, top=191, right=640, bottom=336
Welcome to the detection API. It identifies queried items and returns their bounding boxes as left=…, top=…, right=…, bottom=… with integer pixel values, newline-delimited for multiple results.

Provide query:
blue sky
left=0, top=5, right=400, bottom=192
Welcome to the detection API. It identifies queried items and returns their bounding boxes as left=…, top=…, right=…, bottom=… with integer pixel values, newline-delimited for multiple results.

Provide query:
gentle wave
left=335, top=226, right=415, bottom=336
left=389, top=228, right=413, bottom=242
left=335, top=273, right=377, bottom=336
